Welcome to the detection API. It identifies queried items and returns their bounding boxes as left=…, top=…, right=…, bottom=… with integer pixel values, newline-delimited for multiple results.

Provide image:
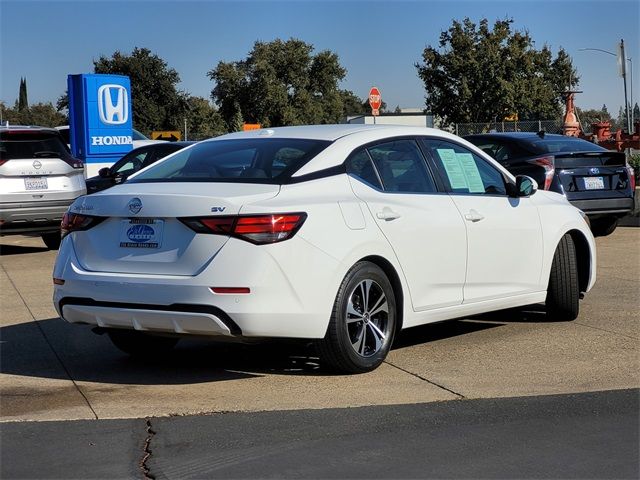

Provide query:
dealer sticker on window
left=119, top=218, right=164, bottom=248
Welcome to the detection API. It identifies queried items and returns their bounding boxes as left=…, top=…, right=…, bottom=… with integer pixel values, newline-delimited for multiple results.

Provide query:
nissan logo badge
left=127, top=198, right=142, bottom=215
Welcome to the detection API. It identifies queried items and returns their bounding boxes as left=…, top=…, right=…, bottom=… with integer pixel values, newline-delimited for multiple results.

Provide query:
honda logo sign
left=97, top=84, right=129, bottom=125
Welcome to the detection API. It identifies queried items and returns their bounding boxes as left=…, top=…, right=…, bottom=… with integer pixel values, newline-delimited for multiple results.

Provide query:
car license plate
left=24, top=177, right=48, bottom=190
left=584, top=176, right=604, bottom=190
left=119, top=219, right=164, bottom=248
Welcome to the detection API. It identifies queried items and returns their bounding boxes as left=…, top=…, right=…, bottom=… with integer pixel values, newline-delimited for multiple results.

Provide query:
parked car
left=86, top=142, right=194, bottom=193
left=464, top=132, right=635, bottom=236
left=53, top=125, right=595, bottom=373
left=1, top=126, right=86, bottom=249
left=55, top=125, right=166, bottom=150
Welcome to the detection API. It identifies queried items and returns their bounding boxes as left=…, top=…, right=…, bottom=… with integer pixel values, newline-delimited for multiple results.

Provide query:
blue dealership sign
left=68, top=74, right=133, bottom=176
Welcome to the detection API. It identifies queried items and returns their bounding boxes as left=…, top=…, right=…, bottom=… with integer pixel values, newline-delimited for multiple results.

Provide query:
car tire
left=107, top=329, right=179, bottom=357
left=41, top=232, right=61, bottom=250
left=590, top=217, right=618, bottom=237
left=546, top=234, right=579, bottom=321
left=318, top=261, right=396, bottom=373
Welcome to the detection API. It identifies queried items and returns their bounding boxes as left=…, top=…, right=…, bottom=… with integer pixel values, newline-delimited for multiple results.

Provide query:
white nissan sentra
left=53, top=125, right=596, bottom=373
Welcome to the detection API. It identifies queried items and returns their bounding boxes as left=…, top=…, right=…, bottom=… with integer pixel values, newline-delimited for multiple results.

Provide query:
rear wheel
left=107, top=330, right=179, bottom=357
left=590, top=217, right=618, bottom=237
left=318, top=262, right=396, bottom=373
left=546, top=234, right=579, bottom=321
left=41, top=232, right=61, bottom=250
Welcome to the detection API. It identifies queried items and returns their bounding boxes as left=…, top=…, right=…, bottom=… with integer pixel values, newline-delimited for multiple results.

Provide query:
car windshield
left=128, top=138, right=331, bottom=184
left=527, top=137, right=607, bottom=154
left=0, top=131, right=70, bottom=160
left=132, top=129, right=148, bottom=141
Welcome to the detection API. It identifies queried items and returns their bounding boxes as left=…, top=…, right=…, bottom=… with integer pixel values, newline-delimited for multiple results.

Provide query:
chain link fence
left=452, top=119, right=564, bottom=137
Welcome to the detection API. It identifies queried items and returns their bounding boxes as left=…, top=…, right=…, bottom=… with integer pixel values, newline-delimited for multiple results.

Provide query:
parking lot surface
left=1, top=228, right=639, bottom=422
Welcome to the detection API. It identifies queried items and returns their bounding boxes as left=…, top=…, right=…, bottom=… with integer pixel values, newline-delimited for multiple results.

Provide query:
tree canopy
left=208, top=38, right=363, bottom=130
left=93, top=47, right=189, bottom=135
left=416, top=18, right=578, bottom=125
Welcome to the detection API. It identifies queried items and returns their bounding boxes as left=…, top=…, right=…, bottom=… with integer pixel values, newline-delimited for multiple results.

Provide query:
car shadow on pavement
left=1, top=308, right=555, bottom=385
left=0, top=244, right=49, bottom=255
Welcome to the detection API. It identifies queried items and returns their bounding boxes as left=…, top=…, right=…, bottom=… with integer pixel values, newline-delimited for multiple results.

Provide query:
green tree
left=185, top=96, right=226, bottom=140
left=208, top=38, right=351, bottom=130
left=18, top=77, right=29, bottom=112
left=1, top=101, right=67, bottom=127
left=415, top=18, right=578, bottom=125
left=93, top=47, right=188, bottom=135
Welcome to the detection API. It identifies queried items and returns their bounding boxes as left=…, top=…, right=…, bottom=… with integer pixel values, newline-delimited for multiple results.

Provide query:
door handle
left=464, top=209, right=485, bottom=222
left=376, top=208, right=401, bottom=221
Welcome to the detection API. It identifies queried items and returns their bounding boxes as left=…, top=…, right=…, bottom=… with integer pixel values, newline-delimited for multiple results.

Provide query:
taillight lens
left=627, top=165, right=636, bottom=190
left=180, top=213, right=307, bottom=245
left=527, top=156, right=555, bottom=190
left=61, top=212, right=104, bottom=238
left=63, top=157, right=84, bottom=169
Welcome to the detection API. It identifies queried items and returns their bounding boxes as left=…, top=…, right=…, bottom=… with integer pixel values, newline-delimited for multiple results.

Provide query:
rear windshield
left=527, top=137, right=607, bottom=154
left=0, top=131, right=70, bottom=160
left=128, top=138, right=331, bottom=184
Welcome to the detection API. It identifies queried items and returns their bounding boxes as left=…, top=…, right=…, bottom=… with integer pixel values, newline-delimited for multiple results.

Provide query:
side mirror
left=98, top=167, right=110, bottom=178
left=515, top=175, right=538, bottom=197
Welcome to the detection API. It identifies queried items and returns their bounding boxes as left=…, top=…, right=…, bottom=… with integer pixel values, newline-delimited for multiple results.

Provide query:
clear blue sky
left=1, top=0, right=638, bottom=118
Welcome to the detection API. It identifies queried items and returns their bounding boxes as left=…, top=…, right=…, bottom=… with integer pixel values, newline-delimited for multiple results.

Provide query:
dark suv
left=465, top=132, right=635, bottom=236
left=0, top=126, right=86, bottom=249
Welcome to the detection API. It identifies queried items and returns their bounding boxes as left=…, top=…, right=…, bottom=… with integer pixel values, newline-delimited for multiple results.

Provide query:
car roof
left=464, top=132, right=580, bottom=141
left=212, top=124, right=448, bottom=142
left=0, top=125, right=61, bottom=134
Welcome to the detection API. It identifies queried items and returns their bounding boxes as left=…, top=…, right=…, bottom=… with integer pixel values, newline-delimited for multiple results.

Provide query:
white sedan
left=52, top=125, right=596, bottom=373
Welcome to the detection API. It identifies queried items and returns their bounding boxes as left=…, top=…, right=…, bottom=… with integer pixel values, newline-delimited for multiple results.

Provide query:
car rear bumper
left=52, top=234, right=343, bottom=339
left=569, top=197, right=634, bottom=216
left=0, top=199, right=75, bottom=234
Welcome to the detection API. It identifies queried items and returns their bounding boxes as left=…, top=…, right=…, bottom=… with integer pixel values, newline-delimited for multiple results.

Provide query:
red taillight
left=627, top=165, right=636, bottom=190
left=180, top=213, right=307, bottom=245
left=0, top=159, right=8, bottom=167
left=63, top=157, right=84, bottom=169
left=61, top=212, right=103, bottom=238
left=527, top=156, right=555, bottom=190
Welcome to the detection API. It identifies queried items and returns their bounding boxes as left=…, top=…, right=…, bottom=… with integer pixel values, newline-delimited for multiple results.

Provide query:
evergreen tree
left=18, top=77, right=28, bottom=112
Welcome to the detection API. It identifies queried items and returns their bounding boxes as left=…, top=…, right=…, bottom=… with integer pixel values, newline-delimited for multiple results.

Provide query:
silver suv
left=0, top=126, right=86, bottom=249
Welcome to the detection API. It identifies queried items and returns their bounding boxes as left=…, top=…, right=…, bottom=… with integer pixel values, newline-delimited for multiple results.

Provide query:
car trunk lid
left=71, top=182, right=280, bottom=275
left=555, top=151, right=631, bottom=194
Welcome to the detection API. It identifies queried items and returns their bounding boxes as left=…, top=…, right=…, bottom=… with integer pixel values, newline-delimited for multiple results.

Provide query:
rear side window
left=0, top=131, right=70, bottom=160
left=129, top=138, right=331, bottom=184
left=368, top=140, right=436, bottom=193
left=423, top=139, right=507, bottom=195
left=346, top=150, right=383, bottom=189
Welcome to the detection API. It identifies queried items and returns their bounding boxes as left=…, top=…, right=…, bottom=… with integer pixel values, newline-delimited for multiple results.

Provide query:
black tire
left=107, top=329, right=179, bottom=357
left=590, top=217, right=618, bottom=237
left=317, top=261, right=396, bottom=373
left=41, top=232, right=61, bottom=250
left=546, top=234, right=579, bottom=321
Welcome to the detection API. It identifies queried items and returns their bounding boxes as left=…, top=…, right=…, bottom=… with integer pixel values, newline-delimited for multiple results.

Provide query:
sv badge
left=211, top=206, right=226, bottom=213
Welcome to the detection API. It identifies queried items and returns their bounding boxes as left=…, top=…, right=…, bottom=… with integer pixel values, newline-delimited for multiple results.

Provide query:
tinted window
left=129, top=138, right=330, bottom=184
left=423, top=139, right=507, bottom=195
left=367, top=140, right=436, bottom=193
left=0, top=131, right=70, bottom=160
left=466, top=140, right=529, bottom=162
left=527, top=136, right=607, bottom=154
left=346, top=150, right=383, bottom=189
left=113, top=150, right=150, bottom=175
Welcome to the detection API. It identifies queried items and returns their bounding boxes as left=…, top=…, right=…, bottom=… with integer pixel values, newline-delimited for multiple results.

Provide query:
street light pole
left=579, top=43, right=634, bottom=132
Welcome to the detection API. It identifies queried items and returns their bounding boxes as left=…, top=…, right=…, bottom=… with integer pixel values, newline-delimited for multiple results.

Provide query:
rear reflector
left=527, top=156, right=555, bottom=190
left=180, top=213, right=307, bottom=245
left=210, top=287, right=251, bottom=294
left=53, top=278, right=65, bottom=285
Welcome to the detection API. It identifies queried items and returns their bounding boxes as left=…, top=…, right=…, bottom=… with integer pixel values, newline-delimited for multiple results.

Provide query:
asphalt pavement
left=2, top=389, right=638, bottom=479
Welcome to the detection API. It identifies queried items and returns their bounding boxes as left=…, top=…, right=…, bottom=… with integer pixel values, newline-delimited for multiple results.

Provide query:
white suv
left=0, top=126, right=86, bottom=249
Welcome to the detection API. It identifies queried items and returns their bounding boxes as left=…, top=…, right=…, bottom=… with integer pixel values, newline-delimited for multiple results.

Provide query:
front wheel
left=546, top=234, right=579, bottom=321
left=107, top=329, right=179, bottom=357
left=317, top=262, right=396, bottom=373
